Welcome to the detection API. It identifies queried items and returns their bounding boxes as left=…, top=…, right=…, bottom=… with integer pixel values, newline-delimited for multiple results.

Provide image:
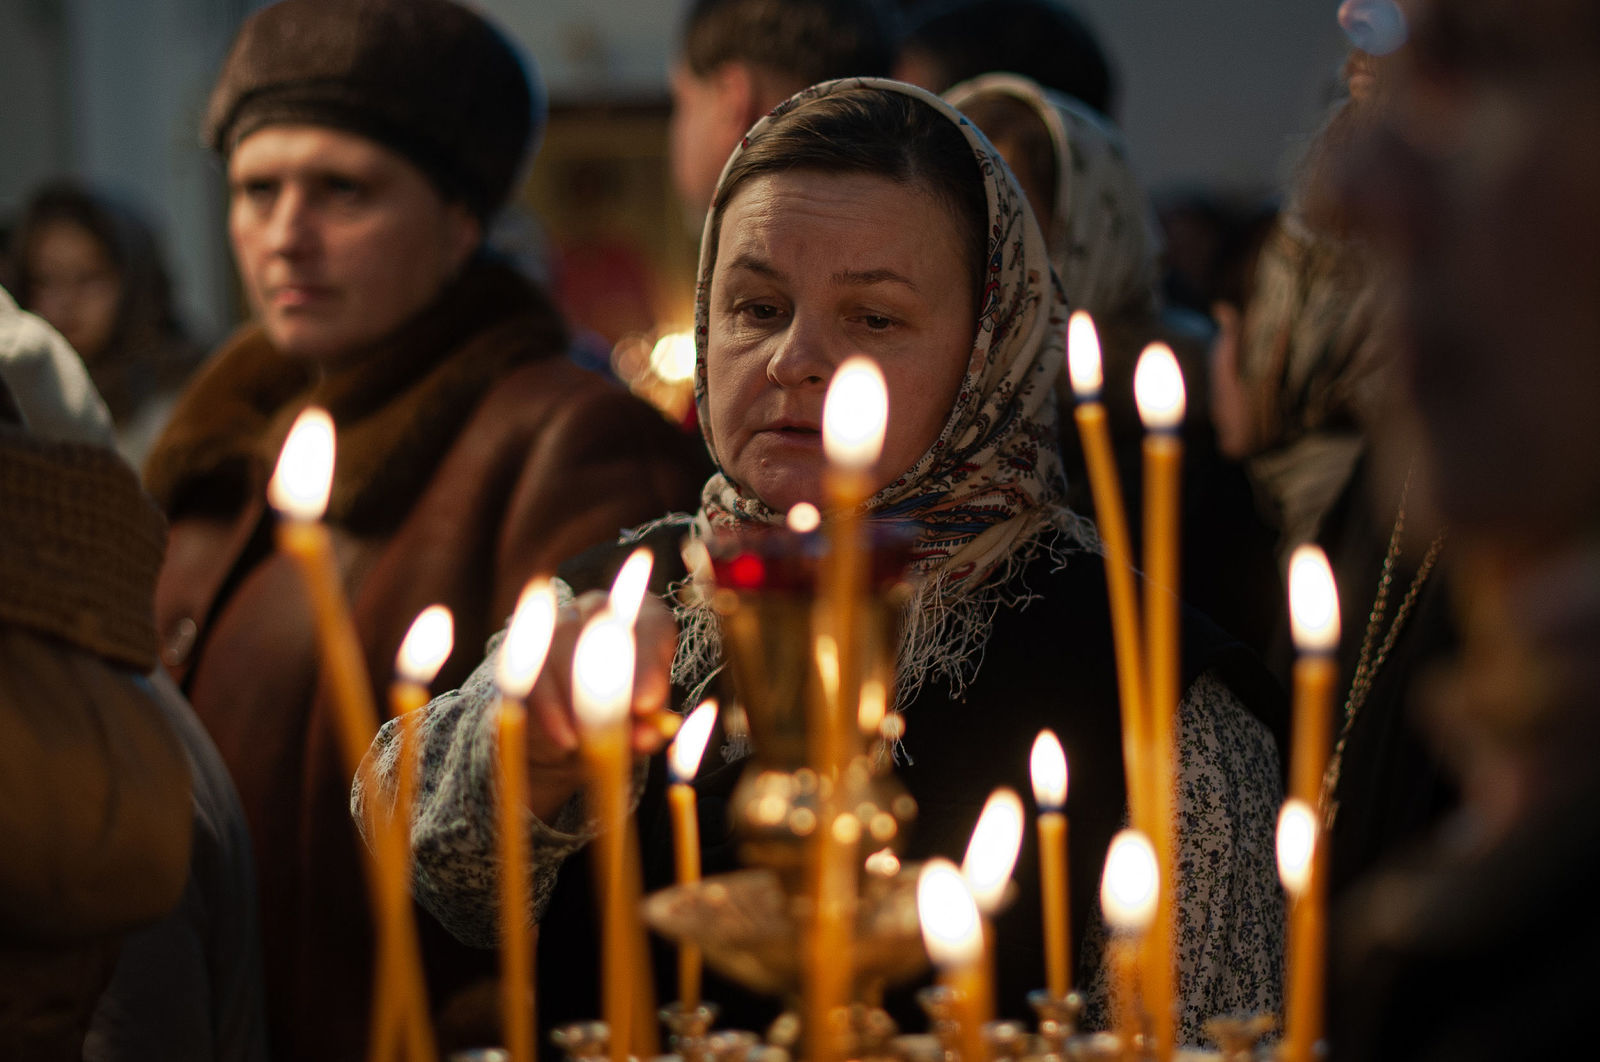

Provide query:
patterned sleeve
left=351, top=629, right=633, bottom=949
left=1077, top=668, right=1284, bottom=1046
left=1173, top=667, right=1285, bottom=1042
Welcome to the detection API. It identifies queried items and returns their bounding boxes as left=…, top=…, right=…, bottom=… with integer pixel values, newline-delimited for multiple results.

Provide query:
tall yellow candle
left=962, top=788, right=1025, bottom=1024
left=1101, top=830, right=1159, bottom=1061
left=572, top=610, right=640, bottom=1062
left=1067, top=312, right=1150, bottom=832
left=1277, top=801, right=1325, bottom=1062
left=919, top=860, right=990, bottom=1062
left=269, top=409, right=437, bottom=1062
left=1030, top=731, right=1072, bottom=998
left=494, top=582, right=560, bottom=1062
left=667, top=700, right=719, bottom=1008
left=1135, top=343, right=1185, bottom=1059
left=1287, top=546, right=1340, bottom=812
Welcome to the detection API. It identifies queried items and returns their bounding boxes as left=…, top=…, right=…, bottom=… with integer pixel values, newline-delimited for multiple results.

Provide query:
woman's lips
left=270, top=284, right=335, bottom=309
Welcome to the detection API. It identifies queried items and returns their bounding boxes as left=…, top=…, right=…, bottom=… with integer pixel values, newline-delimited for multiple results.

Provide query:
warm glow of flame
left=495, top=580, right=558, bottom=699
left=396, top=605, right=454, bottom=685
left=608, top=547, right=654, bottom=627
left=786, top=502, right=821, bottom=533
left=1100, top=829, right=1159, bottom=934
left=1030, top=729, right=1068, bottom=810
left=268, top=407, right=335, bottom=520
left=1066, top=310, right=1103, bottom=398
left=858, top=677, right=888, bottom=735
left=822, top=357, right=888, bottom=471
left=669, top=699, right=718, bottom=784
left=865, top=847, right=901, bottom=878
left=815, top=635, right=840, bottom=706
left=1134, top=343, right=1186, bottom=431
left=917, top=858, right=983, bottom=968
left=1276, top=799, right=1317, bottom=898
left=571, top=610, right=635, bottom=731
left=649, top=331, right=698, bottom=383
left=961, top=788, right=1025, bottom=915
left=1289, top=544, right=1341, bottom=653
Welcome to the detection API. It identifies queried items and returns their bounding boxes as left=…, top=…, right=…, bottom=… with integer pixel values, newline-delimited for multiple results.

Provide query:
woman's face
left=27, top=220, right=121, bottom=361
left=705, top=171, right=977, bottom=512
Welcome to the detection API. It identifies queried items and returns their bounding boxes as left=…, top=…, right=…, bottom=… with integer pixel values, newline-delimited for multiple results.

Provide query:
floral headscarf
left=670, top=77, right=1092, bottom=708
left=945, top=73, right=1162, bottom=325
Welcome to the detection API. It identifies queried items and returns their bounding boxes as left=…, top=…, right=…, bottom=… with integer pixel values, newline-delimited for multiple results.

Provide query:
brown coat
left=145, top=263, right=709, bottom=1060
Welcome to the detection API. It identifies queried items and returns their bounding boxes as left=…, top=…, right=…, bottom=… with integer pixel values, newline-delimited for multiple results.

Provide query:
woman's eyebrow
left=831, top=268, right=919, bottom=291
left=725, top=253, right=783, bottom=279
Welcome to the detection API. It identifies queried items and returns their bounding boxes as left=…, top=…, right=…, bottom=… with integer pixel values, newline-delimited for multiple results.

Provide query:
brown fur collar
left=144, top=260, right=566, bottom=532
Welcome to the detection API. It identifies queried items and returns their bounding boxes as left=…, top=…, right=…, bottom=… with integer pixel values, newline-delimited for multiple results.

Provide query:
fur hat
left=205, top=0, right=541, bottom=221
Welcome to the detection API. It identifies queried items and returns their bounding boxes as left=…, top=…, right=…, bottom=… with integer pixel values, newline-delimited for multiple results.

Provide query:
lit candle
left=572, top=609, right=639, bottom=1062
left=808, top=358, right=888, bottom=1062
left=1134, top=342, right=1185, bottom=1060
left=1066, top=313, right=1150, bottom=834
left=1277, top=799, right=1324, bottom=1062
left=1100, top=830, right=1159, bottom=1061
left=962, top=788, right=1025, bottom=1025
left=269, top=410, right=437, bottom=1061
left=378, top=605, right=452, bottom=1060
left=918, top=859, right=989, bottom=1062
left=495, top=581, right=559, bottom=1062
left=1283, top=547, right=1339, bottom=1062
left=608, top=546, right=655, bottom=627
left=1030, top=730, right=1072, bottom=999
left=667, top=699, right=719, bottom=1008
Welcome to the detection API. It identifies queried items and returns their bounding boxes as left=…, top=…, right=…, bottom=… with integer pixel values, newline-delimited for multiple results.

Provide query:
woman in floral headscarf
left=360, top=79, right=1283, bottom=1045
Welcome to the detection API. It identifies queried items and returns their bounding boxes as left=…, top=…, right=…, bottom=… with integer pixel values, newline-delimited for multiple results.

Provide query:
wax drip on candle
left=497, top=581, right=559, bottom=699
left=572, top=612, right=636, bottom=732
left=1100, top=830, right=1159, bottom=935
left=1288, top=545, right=1341, bottom=654
left=397, top=605, right=453, bottom=686
left=1133, top=344, right=1186, bottom=432
left=822, top=357, right=888, bottom=471
left=669, top=700, right=718, bottom=785
left=962, top=789, right=1025, bottom=916
left=1030, top=730, right=1069, bottom=811
left=917, top=859, right=984, bottom=968
left=1276, top=799, right=1317, bottom=899
left=268, top=407, right=335, bottom=520
left=1067, top=311, right=1104, bottom=400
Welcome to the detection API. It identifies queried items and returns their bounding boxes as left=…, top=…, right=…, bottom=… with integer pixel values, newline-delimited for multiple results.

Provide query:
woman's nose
left=265, top=187, right=315, bottom=256
left=765, top=312, right=835, bottom=389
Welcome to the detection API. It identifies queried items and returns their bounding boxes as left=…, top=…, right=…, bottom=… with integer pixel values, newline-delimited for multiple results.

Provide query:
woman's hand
left=519, top=590, right=678, bottom=823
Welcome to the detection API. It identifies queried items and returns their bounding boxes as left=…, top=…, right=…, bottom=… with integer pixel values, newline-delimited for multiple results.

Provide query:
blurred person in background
left=143, top=0, right=708, bottom=1056
left=1329, top=0, right=1600, bottom=1056
left=896, top=0, right=1116, bottom=116
left=949, top=73, right=1282, bottom=658
left=668, top=0, right=899, bottom=219
left=12, top=181, right=205, bottom=466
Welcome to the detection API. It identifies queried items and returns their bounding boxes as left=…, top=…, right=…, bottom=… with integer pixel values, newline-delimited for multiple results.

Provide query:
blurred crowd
left=3, top=0, right=1596, bottom=1058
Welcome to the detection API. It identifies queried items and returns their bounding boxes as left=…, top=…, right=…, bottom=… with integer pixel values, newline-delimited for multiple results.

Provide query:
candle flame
left=1276, top=798, right=1317, bottom=899
left=1134, top=343, right=1186, bottom=431
left=496, top=580, right=558, bottom=699
left=917, top=858, right=984, bottom=968
left=858, top=677, right=888, bottom=735
left=669, top=699, right=718, bottom=784
left=786, top=502, right=821, bottom=533
left=268, top=407, right=335, bottom=520
left=1288, top=544, right=1341, bottom=653
left=865, top=847, right=901, bottom=878
left=396, top=604, right=454, bottom=685
left=962, top=788, right=1025, bottom=915
left=1030, top=729, right=1068, bottom=810
left=1067, top=311, right=1104, bottom=398
left=1099, top=829, right=1159, bottom=934
left=822, top=357, right=888, bottom=471
left=608, top=547, right=654, bottom=628
left=649, top=331, right=697, bottom=383
left=571, top=610, right=635, bottom=731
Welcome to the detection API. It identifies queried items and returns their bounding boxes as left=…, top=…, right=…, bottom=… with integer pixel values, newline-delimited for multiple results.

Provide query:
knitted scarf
left=664, top=78, right=1095, bottom=714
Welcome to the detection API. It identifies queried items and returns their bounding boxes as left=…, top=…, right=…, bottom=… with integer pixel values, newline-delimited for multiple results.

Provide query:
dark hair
left=901, top=0, right=1115, bottom=116
left=706, top=87, right=989, bottom=310
left=682, top=0, right=898, bottom=87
